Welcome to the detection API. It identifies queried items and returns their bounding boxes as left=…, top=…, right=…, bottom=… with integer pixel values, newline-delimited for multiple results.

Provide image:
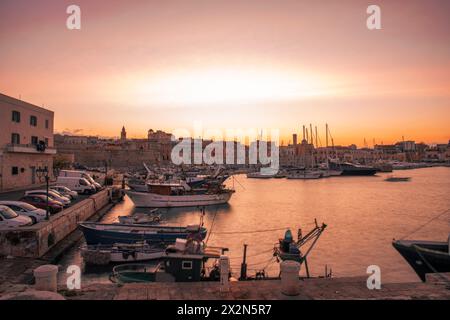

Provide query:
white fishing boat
left=125, top=181, right=234, bottom=208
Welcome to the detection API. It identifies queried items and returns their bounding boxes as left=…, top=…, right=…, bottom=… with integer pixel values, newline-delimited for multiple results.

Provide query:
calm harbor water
left=58, top=167, right=450, bottom=285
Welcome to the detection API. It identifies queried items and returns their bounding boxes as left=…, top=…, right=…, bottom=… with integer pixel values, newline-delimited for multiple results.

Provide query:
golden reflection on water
left=60, top=167, right=450, bottom=284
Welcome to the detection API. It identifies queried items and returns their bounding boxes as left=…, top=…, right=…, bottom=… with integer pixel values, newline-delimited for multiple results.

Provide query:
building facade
left=0, top=93, right=56, bottom=191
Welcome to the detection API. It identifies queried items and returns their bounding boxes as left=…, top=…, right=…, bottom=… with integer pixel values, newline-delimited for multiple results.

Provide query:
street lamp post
left=36, top=166, right=50, bottom=220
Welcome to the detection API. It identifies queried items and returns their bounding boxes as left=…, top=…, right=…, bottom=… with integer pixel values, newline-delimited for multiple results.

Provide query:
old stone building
left=0, top=93, right=56, bottom=191
left=54, top=128, right=176, bottom=169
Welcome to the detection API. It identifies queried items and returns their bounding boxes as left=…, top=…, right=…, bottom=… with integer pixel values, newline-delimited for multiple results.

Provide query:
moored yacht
left=329, top=160, right=377, bottom=176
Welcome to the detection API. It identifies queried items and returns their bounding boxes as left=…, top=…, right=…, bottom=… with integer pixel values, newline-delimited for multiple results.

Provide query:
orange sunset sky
left=0, top=0, right=449, bottom=146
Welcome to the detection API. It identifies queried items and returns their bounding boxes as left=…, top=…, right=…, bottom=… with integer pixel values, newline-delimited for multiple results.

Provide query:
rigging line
left=261, top=257, right=276, bottom=271
left=227, top=248, right=275, bottom=260
left=232, top=175, right=246, bottom=190
left=205, top=207, right=218, bottom=244
left=244, top=256, right=276, bottom=267
left=400, top=208, right=450, bottom=240
left=211, top=227, right=289, bottom=235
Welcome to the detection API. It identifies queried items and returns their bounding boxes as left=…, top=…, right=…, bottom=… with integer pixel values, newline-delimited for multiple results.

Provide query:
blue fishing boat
left=79, top=222, right=207, bottom=245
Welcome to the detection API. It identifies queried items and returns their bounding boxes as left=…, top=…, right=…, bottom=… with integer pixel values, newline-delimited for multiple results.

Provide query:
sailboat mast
left=315, top=126, right=318, bottom=147
left=325, top=123, right=329, bottom=166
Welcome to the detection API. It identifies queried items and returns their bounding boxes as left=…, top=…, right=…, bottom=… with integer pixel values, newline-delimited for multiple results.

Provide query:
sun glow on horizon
left=132, top=68, right=336, bottom=107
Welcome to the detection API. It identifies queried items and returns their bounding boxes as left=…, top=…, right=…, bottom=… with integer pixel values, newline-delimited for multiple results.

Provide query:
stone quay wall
left=0, top=189, right=111, bottom=258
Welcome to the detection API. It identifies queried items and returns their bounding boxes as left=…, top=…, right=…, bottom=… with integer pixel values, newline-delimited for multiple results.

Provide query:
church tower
left=120, top=126, right=127, bottom=142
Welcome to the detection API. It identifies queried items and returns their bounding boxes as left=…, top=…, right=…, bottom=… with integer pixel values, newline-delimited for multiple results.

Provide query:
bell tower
left=120, top=126, right=127, bottom=142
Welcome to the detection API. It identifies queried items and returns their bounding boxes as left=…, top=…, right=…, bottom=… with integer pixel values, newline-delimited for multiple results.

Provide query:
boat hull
left=79, top=223, right=207, bottom=245
left=392, top=240, right=450, bottom=282
left=340, top=169, right=377, bottom=176
left=329, top=162, right=377, bottom=176
left=287, top=172, right=322, bottom=179
left=125, top=190, right=233, bottom=208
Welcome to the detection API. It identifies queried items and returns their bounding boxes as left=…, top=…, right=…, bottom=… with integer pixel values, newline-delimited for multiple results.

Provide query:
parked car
left=24, top=190, right=71, bottom=207
left=51, top=186, right=78, bottom=199
left=55, top=177, right=96, bottom=194
left=19, top=195, right=64, bottom=214
left=59, top=170, right=102, bottom=191
left=0, top=205, right=33, bottom=228
left=0, top=201, right=46, bottom=224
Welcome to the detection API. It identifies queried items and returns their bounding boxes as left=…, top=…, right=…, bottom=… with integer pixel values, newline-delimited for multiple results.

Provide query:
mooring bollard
left=33, top=264, right=59, bottom=292
left=219, top=255, right=230, bottom=292
left=280, top=260, right=300, bottom=296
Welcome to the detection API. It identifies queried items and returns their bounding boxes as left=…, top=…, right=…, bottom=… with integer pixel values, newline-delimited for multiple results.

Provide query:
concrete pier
left=0, top=189, right=111, bottom=258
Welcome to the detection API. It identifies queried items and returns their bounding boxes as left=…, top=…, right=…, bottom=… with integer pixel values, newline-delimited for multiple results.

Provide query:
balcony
left=5, top=143, right=57, bottom=155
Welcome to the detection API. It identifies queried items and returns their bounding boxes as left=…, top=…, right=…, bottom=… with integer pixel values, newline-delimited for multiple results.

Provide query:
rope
left=205, top=207, right=218, bottom=244
left=228, top=247, right=275, bottom=260
left=400, top=208, right=450, bottom=240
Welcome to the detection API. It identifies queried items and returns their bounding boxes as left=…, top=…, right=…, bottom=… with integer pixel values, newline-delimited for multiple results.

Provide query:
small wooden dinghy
left=385, top=176, right=411, bottom=182
left=112, top=263, right=162, bottom=283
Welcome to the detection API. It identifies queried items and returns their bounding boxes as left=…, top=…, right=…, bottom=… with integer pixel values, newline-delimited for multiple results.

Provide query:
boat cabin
left=146, top=182, right=186, bottom=195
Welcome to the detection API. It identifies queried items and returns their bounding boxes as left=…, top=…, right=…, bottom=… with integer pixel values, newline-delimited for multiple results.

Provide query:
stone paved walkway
left=60, top=275, right=450, bottom=300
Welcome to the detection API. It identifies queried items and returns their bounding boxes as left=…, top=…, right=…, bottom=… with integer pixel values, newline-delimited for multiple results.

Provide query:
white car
left=0, top=205, right=33, bottom=228
left=51, top=186, right=78, bottom=199
left=0, top=201, right=47, bottom=224
left=24, top=190, right=71, bottom=207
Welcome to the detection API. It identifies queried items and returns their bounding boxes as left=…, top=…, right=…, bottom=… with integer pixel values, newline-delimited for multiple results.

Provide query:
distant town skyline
left=1, top=0, right=449, bottom=146
left=54, top=124, right=449, bottom=149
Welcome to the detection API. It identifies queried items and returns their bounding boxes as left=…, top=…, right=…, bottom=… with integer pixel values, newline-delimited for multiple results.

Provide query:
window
left=30, top=115, right=37, bottom=126
left=33, top=197, right=43, bottom=203
left=181, top=261, right=193, bottom=270
left=12, top=111, right=20, bottom=123
left=12, top=167, right=19, bottom=175
left=31, top=136, right=39, bottom=145
left=11, top=133, right=20, bottom=144
left=45, top=138, right=49, bottom=146
left=45, top=119, right=49, bottom=129
left=8, top=205, right=25, bottom=213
